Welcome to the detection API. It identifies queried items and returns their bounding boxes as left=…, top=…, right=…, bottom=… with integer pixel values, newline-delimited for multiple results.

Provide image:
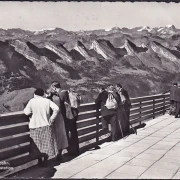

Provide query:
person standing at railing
left=24, top=88, right=59, bottom=167
left=174, top=85, right=180, bottom=118
left=163, top=82, right=178, bottom=116
left=59, top=87, right=81, bottom=156
left=45, top=81, right=69, bottom=161
left=115, top=84, right=132, bottom=137
left=95, top=85, right=120, bottom=142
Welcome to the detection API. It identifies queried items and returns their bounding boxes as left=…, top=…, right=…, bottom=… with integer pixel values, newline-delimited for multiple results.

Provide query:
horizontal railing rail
left=77, top=93, right=170, bottom=151
left=0, top=93, right=170, bottom=177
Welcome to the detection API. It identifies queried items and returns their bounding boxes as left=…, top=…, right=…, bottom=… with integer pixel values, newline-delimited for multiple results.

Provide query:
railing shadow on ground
left=8, top=154, right=81, bottom=178
left=0, top=93, right=170, bottom=178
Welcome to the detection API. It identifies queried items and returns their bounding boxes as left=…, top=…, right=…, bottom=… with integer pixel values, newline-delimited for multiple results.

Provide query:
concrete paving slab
left=112, top=140, right=135, bottom=147
left=123, top=146, right=147, bottom=153
left=149, top=132, right=169, bottom=138
left=114, top=150, right=140, bottom=158
left=160, top=156, right=180, bottom=166
left=157, top=141, right=178, bottom=146
left=171, top=146, right=180, bottom=151
left=104, top=155, right=132, bottom=164
left=125, top=158, right=155, bottom=167
left=144, top=148, right=168, bottom=155
left=78, top=153, right=109, bottom=161
left=161, top=138, right=180, bottom=143
left=172, top=171, right=180, bottom=179
left=112, top=165, right=147, bottom=176
left=71, top=166, right=112, bottom=179
left=151, top=161, right=179, bottom=172
left=173, top=142, right=180, bottom=146
left=136, top=153, right=163, bottom=160
left=61, top=158, right=99, bottom=168
left=82, top=160, right=123, bottom=172
left=144, top=136, right=162, bottom=141
left=106, top=172, right=139, bottom=179
left=138, top=139, right=159, bottom=145
left=167, top=134, right=180, bottom=139
left=165, top=150, right=180, bottom=157
left=91, top=148, right=122, bottom=155
left=130, top=143, right=152, bottom=149
left=150, top=144, right=173, bottom=150
left=139, top=167, right=176, bottom=179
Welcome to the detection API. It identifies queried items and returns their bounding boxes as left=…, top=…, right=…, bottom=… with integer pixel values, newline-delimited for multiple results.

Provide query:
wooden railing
left=77, top=93, right=170, bottom=152
left=0, top=93, right=170, bottom=177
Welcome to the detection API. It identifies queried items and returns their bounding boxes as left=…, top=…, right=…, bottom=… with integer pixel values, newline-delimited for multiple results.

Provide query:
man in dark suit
left=115, top=84, right=132, bottom=119
left=115, top=83, right=132, bottom=136
left=95, top=85, right=120, bottom=141
left=59, top=88, right=80, bottom=156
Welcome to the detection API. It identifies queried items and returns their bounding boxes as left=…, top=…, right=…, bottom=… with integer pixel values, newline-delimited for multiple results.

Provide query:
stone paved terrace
left=9, top=114, right=180, bottom=179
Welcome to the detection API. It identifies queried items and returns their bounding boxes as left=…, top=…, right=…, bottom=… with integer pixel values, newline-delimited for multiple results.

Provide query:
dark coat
left=163, top=85, right=178, bottom=101
left=59, top=90, right=79, bottom=119
left=174, top=88, right=180, bottom=102
left=121, top=88, right=132, bottom=109
left=95, top=90, right=120, bottom=117
left=170, top=86, right=178, bottom=101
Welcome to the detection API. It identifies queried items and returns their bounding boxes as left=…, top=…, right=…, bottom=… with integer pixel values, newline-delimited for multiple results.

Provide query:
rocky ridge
left=0, top=25, right=180, bottom=112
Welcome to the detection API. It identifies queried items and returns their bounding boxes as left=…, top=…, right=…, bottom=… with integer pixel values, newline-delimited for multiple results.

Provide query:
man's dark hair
left=116, top=83, right=122, bottom=88
left=34, top=88, right=44, bottom=96
left=51, top=81, right=61, bottom=88
left=173, top=82, right=178, bottom=86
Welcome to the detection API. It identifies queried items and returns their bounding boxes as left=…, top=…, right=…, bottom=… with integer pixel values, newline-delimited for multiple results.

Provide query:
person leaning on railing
left=24, top=88, right=59, bottom=167
left=95, top=85, right=120, bottom=142
left=59, top=87, right=81, bottom=156
left=45, top=81, right=69, bottom=161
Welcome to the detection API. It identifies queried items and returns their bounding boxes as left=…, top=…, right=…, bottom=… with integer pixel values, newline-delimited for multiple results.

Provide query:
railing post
left=139, top=101, right=142, bottom=125
left=153, top=99, right=155, bottom=119
left=95, top=105, right=100, bottom=149
left=163, top=95, right=166, bottom=115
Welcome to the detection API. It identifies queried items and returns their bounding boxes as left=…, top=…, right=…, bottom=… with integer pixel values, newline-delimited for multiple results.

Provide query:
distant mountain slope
left=0, top=25, right=180, bottom=113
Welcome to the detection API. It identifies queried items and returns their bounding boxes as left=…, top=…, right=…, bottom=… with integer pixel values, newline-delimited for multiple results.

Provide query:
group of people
left=24, top=81, right=81, bottom=167
left=163, top=82, right=180, bottom=118
left=95, top=84, right=132, bottom=142
left=24, top=82, right=132, bottom=167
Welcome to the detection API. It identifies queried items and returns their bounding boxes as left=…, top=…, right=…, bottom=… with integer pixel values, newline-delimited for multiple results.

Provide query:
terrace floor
left=9, top=114, right=180, bottom=179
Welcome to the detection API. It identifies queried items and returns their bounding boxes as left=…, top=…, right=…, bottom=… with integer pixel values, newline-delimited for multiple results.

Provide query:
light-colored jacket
left=24, top=95, right=59, bottom=129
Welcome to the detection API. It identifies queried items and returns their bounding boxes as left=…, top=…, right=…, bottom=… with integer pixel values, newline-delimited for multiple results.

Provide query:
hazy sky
left=0, top=2, right=180, bottom=31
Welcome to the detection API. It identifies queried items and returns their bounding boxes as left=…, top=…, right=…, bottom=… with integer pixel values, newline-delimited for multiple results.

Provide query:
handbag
left=105, top=93, right=118, bottom=109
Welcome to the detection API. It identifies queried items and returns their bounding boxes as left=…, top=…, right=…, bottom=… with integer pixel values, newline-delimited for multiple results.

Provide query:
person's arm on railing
left=162, top=89, right=170, bottom=94
left=24, top=100, right=32, bottom=118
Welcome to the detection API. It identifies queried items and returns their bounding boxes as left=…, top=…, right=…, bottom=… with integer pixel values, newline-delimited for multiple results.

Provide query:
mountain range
left=0, top=25, right=180, bottom=113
